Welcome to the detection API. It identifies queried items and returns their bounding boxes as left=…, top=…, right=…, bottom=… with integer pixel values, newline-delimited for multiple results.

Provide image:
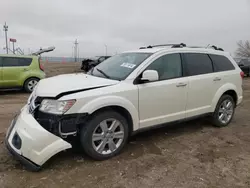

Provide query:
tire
left=80, top=110, right=129, bottom=160
left=212, top=94, right=235, bottom=127
left=24, top=78, right=39, bottom=93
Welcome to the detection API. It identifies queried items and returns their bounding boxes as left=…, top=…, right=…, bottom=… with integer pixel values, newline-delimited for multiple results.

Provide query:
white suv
left=5, top=44, right=243, bottom=171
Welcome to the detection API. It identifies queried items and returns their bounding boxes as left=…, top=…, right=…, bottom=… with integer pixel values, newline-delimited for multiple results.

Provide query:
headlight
left=39, top=99, right=76, bottom=115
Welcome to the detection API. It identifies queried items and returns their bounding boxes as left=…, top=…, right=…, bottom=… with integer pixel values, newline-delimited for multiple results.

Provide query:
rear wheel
left=212, top=95, right=235, bottom=127
left=80, top=110, right=129, bottom=160
left=24, top=78, right=39, bottom=93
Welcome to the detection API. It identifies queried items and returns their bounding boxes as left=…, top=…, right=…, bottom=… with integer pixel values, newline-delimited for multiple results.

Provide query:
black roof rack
left=139, top=43, right=224, bottom=51
left=139, top=43, right=186, bottom=49
left=210, top=45, right=224, bottom=51
left=186, top=45, right=224, bottom=51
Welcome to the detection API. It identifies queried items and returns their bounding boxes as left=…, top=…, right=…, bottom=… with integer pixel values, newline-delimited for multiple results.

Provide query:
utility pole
left=3, top=22, right=8, bottom=54
left=74, top=39, right=78, bottom=62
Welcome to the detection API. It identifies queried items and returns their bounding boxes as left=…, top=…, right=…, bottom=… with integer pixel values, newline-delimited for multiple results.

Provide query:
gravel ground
left=0, top=62, right=250, bottom=188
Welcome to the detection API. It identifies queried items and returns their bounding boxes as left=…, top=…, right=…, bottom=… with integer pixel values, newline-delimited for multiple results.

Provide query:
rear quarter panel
left=211, top=56, right=243, bottom=111
left=18, top=57, right=46, bottom=86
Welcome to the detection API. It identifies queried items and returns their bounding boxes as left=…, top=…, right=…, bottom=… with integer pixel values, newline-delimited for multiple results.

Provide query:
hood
left=35, top=73, right=119, bottom=98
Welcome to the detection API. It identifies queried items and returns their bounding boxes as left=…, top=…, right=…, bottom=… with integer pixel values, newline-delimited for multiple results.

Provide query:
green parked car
left=0, top=47, right=55, bottom=93
left=0, top=54, right=45, bottom=92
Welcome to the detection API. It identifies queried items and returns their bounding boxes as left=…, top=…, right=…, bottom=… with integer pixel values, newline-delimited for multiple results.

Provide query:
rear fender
left=211, top=83, right=237, bottom=112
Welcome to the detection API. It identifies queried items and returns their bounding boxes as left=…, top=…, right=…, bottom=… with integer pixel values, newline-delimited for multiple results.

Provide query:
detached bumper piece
left=5, top=140, right=41, bottom=172
left=5, top=116, right=41, bottom=171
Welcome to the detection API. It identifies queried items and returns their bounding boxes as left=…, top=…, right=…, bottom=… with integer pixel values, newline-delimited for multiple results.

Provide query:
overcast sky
left=0, top=0, right=249, bottom=57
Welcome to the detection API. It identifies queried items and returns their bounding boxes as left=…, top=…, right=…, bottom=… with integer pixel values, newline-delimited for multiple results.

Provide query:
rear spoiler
left=31, top=46, right=55, bottom=56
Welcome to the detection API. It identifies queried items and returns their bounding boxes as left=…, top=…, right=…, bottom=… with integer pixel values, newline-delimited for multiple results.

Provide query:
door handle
left=176, top=83, right=187, bottom=87
left=213, top=77, right=221, bottom=81
left=23, top=68, right=28, bottom=71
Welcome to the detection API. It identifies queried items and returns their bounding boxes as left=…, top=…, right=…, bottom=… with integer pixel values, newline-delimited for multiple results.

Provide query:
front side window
left=88, top=53, right=152, bottom=80
left=183, top=53, right=213, bottom=76
left=146, top=53, right=182, bottom=80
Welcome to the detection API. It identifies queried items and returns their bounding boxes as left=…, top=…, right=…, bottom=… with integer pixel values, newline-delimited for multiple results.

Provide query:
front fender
left=211, top=83, right=237, bottom=112
left=78, top=96, right=139, bottom=131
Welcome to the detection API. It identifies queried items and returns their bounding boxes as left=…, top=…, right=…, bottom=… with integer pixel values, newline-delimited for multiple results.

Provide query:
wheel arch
left=211, top=83, right=238, bottom=112
left=78, top=96, right=139, bottom=132
left=88, top=106, right=134, bottom=136
left=22, top=76, right=40, bottom=87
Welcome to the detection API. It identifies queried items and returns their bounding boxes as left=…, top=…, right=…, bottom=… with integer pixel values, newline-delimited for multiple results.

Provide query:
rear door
left=182, top=53, right=216, bottom=118
left=2, top=57, right=32, bottom=87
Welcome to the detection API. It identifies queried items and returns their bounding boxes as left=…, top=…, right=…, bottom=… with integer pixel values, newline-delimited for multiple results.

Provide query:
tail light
left=240, top=71, right=244, bottom=79
left=38, top=57, right=44, bottom=71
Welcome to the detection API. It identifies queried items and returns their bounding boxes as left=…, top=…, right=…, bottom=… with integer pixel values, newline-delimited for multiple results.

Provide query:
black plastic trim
left=132, top=113, right=212, bottom=136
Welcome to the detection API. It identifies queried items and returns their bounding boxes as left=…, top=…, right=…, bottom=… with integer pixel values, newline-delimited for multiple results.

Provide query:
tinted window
left=183, top=53, right=213, bottom=76
left=3, top=57, right=19, bottom=67
left=146, top=53, right=182, bottom=80
left=0, top=57, right=2, bottom=67
left=2, top=57, right=32, bottom=67
left=18, top=58, right=32, bottom=66
left=210, top=54, right=235, bottom=72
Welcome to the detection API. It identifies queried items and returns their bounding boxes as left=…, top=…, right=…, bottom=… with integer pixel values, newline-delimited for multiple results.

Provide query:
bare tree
left=235, top=40, right=250, bottom=58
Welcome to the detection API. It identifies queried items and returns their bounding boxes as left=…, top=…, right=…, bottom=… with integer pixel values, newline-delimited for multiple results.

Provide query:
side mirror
left=141, top=70, right=159, bottom=82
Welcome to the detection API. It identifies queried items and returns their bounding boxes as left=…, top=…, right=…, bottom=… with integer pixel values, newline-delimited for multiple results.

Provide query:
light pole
left=104, top=44, right=107, bottom=56
left=3, top=22, right=8, bottom=54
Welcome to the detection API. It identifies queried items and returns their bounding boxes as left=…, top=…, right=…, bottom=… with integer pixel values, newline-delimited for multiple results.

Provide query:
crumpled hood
left=35, top=73, right=119, bottom=98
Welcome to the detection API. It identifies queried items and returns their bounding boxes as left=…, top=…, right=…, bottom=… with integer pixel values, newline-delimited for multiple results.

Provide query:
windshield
left=87, top=52, right=152, bottom=80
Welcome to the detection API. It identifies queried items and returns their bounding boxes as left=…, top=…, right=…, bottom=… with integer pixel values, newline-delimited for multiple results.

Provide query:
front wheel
left=212, top=95, right=235, bottom=127
left=80, top=110, right=129, bottom=160
left=24, top=78, right=39, bottom=93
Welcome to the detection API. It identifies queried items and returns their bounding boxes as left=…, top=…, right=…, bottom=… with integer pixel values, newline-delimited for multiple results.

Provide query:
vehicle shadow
left=0, top=89, right=25, bottom=96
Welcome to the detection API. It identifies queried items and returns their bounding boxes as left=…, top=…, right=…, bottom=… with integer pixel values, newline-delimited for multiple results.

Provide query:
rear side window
left=2, top=57, right=32, bottom=67
left=183, top=53, right=213, bottom=76
left=18, top=58, right=32, bottom=66
left=209, top=54, right=235, bottom=72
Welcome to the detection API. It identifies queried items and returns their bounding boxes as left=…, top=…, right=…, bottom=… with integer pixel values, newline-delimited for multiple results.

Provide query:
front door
left=138, top=53, right=188, bottom=128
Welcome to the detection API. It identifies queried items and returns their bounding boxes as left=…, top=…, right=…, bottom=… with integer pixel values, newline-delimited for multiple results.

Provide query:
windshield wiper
left=96, top=68, right=110, bottom=79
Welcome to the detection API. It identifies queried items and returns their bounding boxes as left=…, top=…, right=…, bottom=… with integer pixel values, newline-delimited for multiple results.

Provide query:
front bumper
left=5, top=105, right=72, bottom=170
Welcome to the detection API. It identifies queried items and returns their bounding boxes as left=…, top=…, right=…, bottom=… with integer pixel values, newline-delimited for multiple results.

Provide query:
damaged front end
left=31, top=97, right=88, bottom=140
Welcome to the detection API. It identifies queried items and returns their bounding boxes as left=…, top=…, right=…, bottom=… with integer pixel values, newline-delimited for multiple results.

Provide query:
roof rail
left=183, top=45, right=224, bottom=51
left=139, top=43, right=224, bottom=51
left=209, top=45, right=224, bottom=51
left=139, top=43, right=186, bottom=49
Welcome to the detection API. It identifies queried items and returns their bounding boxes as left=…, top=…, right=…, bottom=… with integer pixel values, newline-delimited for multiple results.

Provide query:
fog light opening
left=12, top=132, right=22, bottom=150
